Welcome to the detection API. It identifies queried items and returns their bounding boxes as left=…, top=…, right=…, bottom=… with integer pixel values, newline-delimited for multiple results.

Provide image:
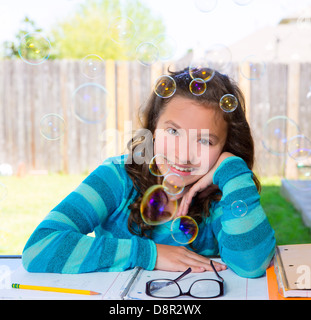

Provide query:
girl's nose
left=177, top=136, right=198, bottom=165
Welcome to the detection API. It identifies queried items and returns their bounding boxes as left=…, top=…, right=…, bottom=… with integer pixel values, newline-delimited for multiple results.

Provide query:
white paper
left=0, top=258, right=268, bottom=300
left=126, top=259, right=268, bottom=300
left=0, top=258, right=121, bottom=300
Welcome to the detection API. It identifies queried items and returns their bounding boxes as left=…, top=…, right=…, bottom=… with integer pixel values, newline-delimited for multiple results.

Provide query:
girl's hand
left=155, top=244, right=227, bottom=273
left=177, top=152, right=235, bottom=217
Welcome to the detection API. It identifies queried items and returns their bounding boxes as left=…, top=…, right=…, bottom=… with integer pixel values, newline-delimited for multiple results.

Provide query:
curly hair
left=124, top=67, right=260, bottom=239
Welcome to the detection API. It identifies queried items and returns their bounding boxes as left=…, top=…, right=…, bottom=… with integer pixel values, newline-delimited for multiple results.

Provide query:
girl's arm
left=211, top=156, right=276, bottom=278
left=22, top=159, right=157, bottom=273
left=177, top=153, right=275, bottom=278
left=177, top=152, right=233, bottom=216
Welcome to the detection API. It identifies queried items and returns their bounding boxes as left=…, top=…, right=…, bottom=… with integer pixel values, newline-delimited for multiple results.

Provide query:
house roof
left=228, top=5, right=311, bottom=63
left=177, top=6, right=311, bottom=66
left=228, top=23, right=311, bottom=63
left=279, top=5, right=311, bottom=24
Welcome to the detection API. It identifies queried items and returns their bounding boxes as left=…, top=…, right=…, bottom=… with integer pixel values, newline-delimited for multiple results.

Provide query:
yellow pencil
left=12, top=283, right=101, bottom=295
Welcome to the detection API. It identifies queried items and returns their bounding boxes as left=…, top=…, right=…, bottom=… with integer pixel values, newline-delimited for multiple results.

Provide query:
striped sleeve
left=212, top=156, right=276, bottom=278
left=22, top=159, right=157, bottom=273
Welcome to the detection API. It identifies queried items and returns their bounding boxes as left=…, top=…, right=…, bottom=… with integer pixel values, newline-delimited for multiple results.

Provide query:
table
left=0, top=256, right=269, bottom=300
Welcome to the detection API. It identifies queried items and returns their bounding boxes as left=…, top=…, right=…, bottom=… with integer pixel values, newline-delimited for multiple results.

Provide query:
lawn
left=0, top=174, right=87, bottom=255
left=260, top=177, right=311, bottom=245
left=0, top=174, right=310, bottom=255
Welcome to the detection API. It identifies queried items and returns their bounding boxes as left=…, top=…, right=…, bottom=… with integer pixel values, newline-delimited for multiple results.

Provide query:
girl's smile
left=169, top=163, right=195, bottom=175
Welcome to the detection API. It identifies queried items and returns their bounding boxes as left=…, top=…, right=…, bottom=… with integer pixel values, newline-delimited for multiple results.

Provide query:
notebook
left=124, top=259, right=268, bottom=300
left=0, top=257, right=268, bottom=300
left=273, top=244, right=311, bottom=298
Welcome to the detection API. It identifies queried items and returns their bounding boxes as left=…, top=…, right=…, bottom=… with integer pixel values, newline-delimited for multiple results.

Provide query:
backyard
left=0, top=174, right=310, bottom=255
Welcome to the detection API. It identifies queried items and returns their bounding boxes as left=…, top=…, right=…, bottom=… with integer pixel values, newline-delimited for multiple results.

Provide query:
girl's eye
left=199, top=138, right=211, bottom=146
left=167, top=128, right=179, bottom=136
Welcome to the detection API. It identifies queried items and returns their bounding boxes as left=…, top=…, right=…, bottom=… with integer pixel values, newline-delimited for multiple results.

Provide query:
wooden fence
left=0, top=59, right=310, bottom=177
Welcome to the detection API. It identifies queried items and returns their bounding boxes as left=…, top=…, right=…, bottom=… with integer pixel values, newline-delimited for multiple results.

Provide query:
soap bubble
left=231, top=200, right=248, bottom=217
left=189, top=78, right=207, bottom=96
left=170, top=216, right=199, bottom=244
left=136, top=42, right=159, bottom=66
left=18, top=32, right=51, bottom=65
left=81, top=54, right=104, bottom=79
left=39, top=114, right=66, bottom=140
left=149, top=154, right=170, bottom=177
left=287, top=134, right=311, bottom=161
left=240, top=55, right=266, bottom=80
left=284, top=156, right=311, bottom=192
left=140, top=185, right=178, bottom=225
left=189, top=57, right=215, bottom=82
left=219, top=94, right=238, bottom=112
left=162, top=173, right=185, bottom=196
left=154, top=75, right=176, bottom=98
left=262, top=116, right=300, bottom=156
left=205, top=43, right=232, bottom=73
left=194, top=0, right=218, bottom=12
left=153, top=34, right=177, bottom=61
left=72, top=83, right=108, bottom=123
left=109, top=16, right=136, bottom=44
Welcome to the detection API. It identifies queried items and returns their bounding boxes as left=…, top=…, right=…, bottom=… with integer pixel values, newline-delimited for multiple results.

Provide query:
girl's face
left=154, top=95, right=228, bottom=187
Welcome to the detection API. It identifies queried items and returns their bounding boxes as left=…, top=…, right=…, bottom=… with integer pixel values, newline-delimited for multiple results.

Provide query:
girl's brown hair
left=125, top=67, right=260, bottom=238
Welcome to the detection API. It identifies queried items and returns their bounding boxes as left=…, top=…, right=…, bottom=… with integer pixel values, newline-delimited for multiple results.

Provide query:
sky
left=1, top=0, right=311, bottom=59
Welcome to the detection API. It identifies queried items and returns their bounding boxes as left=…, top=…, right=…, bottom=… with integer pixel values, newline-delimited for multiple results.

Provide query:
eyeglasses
left=145, top=260, right=224, bottom=299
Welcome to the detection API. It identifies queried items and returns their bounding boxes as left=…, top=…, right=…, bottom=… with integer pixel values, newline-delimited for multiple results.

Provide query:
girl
left=22, top=68, right=275, bottom=277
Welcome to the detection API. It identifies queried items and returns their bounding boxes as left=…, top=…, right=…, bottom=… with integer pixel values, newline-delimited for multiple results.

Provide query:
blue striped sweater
left=22, top=155, right=275, bottom=278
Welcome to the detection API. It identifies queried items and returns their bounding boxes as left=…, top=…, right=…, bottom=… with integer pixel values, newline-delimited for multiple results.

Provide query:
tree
left=50, top=0, right=166, bottom=60
left=2, top=16, right=45, bottom=59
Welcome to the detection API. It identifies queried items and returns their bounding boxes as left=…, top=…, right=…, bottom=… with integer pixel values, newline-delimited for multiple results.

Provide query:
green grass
left=260, top=177, right=311, bottom=245
left=0, top=174, right=87, bottom=255
left=0, top=174, right=310, bottom=255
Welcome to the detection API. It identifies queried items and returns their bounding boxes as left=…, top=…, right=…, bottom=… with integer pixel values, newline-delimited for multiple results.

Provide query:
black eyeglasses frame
left=145, top=260, right=224, bottom=299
